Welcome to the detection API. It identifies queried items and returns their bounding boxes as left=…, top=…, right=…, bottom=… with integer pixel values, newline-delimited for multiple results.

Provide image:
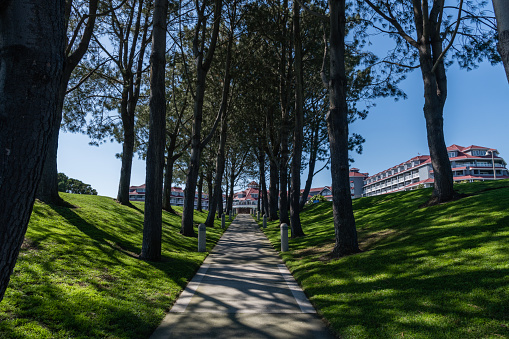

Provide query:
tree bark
left=117, top=108, right=135, bottom=205
left=278, top=0, right=291, bottom=226
left=268, top=157, right=279, bottom=221
left=259, top=150, right=269, bottom=216
left=299, top=121, right=319, bottom=210
left=36, top=89, right=66, bottom=205
left=162, top=152, right=176, bottom=213
left=228, top=167, right=235, bottom=213
left=180, top=0, right=223, bottom=236
left=415, top=2, right=456, bottom=204
left=36, top=0, right=99, bottom=206
left=197, top=171, right=204, bottom=212
left=419, top=54, right=455, bottom=202
left=218, top=187, right=223, bottom=217
left=206, top=169, right=213, bottom=212
left=0, top=0, right=65, bottom=301
left=493, top=0, right=509, bottom=83
left=205, top=117, right=228, bottom=226
left=327, top=0, right=359, bottom=257
left=115, top=0, right=151, bottom=205
left=141, top=0, right=168, bottom=261
left=289, top=0, right=305, bottom=238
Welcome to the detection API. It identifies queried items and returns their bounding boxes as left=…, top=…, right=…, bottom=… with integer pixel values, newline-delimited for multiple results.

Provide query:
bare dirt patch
left=21, top=238, right=39, bottom=251
left=358, top=229, right=397, bottom=251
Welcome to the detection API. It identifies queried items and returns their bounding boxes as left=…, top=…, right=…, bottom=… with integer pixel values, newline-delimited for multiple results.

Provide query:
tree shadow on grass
left=49, top=203, right=141, bottom=259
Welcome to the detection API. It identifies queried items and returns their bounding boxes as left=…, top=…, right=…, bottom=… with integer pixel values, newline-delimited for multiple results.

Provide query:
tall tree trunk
left=268, top=158, right=279, bottom=221
left=197, top=171, right=203, bottom=212
left=181, top=67, right=205, bottom=236
left=206, top=118, right=228, bottom=227
left=279, top=150, right=289, bottom=224
left=278, top=0, right=290, bottom=226
left=300, top=122, right=319, bottom=210
left=0, top=0, right=65, bottom=301
left=206, top=169, right=213, bottom=211
left=414, top=2, right=456, bottom=204
left=259, top=151, right=269, bottom=216
left=419, top=48, right=455, bottom=203
left=218, top=187, right=223, bottom=217
left=181, top=149, right=201, bottom=236
left=493, top=0, right=509, bottom=83
left=162, top=154, right=176, bottom=213
left=257, top=171, right=261, bottom=213
left=36, top=89, right=66, bottom=205
left=117, top=107, right=135, bottom=205
left=115, top=1, right=151, bottom=206
left=141, top=0, right=168, bottom=261
left=289, top=0, right=305, bottom=237
left=224, top=172, right=229, bottom=215
left=327, top=0, right=359, bottom=257
left=180, top=0, right=222, bottom=236
left=36, top=0, right=99, bottom=206
left=228, top=168, right=234, bottom=213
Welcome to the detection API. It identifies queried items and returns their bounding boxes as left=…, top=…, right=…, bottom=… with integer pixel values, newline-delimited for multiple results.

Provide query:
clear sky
left=58, top=60, right=508, bottom=198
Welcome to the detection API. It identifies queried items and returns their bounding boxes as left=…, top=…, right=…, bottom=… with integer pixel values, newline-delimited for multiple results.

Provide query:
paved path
left=150, top=214, right=334, bottom=339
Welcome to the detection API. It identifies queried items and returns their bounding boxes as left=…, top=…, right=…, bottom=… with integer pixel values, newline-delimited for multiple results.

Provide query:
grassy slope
left=261, top=180, right=509, bottom=338
left=0, top=193, right=229, bottom=339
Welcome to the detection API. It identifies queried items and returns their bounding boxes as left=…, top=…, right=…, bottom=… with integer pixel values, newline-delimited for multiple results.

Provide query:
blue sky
left=58, top=60, right=508, bottom=198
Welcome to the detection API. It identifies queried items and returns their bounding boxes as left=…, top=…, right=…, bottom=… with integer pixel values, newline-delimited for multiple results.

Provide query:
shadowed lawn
left=0, top=193, right=230, bottom=339
left=260, top=179, right=509, bottom=338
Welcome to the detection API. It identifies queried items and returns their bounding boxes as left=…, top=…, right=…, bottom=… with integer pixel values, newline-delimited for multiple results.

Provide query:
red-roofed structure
left=363, top=144, right=508, bottom=197
left=128, top=185, right=209, bottom=209
left=349, top=168, right=369, bottom=198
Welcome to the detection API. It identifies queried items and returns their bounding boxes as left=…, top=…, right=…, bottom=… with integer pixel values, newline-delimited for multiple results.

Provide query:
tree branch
left=365, top=0, right=420, bottom=48
left=431, top=0, right=463, bottom=73
left=294, top=0, right=327, bottom=22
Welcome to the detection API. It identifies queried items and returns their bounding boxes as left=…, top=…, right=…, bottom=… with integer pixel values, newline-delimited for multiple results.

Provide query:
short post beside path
left=280, top=223, right=289, bottom=252
left=198, top=224, right=206, bottom=252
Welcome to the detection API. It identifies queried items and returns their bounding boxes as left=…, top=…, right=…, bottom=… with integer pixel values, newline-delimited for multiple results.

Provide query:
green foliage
left=261, top=179, right=509, bottom=338
left=306, top=194, right=327, bottom=204
left=0, top=193, right=229, bottom=338
left=57, top=173, right=98, bottom=195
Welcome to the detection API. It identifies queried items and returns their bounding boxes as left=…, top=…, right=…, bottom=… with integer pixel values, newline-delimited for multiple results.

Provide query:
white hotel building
left=362, top=144, right=509, bottom=197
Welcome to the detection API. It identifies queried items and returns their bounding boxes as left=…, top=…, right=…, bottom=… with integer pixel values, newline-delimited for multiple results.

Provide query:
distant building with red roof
left=363, top=144, right=508, bottom=197
left=128, top=185, right=208, bottom=209
left=349, top=168, right=369, bottom=198
left=232, top=183, right=260, bottom=214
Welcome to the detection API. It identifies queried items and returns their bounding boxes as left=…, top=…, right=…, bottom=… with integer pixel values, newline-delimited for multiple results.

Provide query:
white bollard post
left=263, top=215, right=267, bottom=228
left=257, top=211, right=260, bottom=221
left=221, top=214, right=225, bottom=229
left=280, top=223, right=289, bottom=252
left=198, top=224, right=206, bottom=252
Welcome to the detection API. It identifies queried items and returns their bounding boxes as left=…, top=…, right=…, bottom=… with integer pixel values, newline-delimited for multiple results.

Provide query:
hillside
left=261, top=179, right=509, bottom=338
left=0, top=194, right=227, bottom=339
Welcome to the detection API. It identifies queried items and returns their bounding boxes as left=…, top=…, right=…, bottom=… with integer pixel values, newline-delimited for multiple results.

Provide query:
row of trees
left=58, top=173, right=98, bottom=195
left=1, top=0, right=508, bottom=302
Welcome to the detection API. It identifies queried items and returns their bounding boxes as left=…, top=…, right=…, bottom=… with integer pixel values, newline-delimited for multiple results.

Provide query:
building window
left=472, top=150, right=487, bottom=156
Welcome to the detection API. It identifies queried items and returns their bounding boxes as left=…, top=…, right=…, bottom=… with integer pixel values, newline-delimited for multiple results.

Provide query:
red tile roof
left=349, top=171, right=369, bottom=177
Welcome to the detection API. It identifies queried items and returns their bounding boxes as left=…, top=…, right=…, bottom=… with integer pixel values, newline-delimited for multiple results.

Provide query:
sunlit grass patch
left=260, top=179, right=509, bottom=338
left=0, top=193, right=229, bottom=338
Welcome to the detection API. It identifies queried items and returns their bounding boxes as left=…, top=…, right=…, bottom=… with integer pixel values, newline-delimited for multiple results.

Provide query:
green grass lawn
left=260, top=180, right=509, bottom=338
left=0, top=193, right=229, bottom=339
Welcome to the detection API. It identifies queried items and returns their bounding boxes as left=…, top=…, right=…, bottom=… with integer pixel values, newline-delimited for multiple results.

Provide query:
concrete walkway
left=150, top=214, right=334, bottom=339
